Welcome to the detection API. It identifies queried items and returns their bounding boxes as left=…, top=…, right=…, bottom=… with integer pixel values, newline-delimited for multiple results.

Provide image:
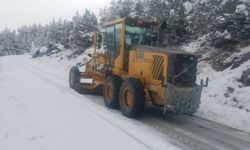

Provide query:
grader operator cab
left=69, top=18, right=208, bottom=118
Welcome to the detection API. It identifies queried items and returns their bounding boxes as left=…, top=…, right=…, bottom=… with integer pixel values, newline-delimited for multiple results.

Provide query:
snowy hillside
left=181, top=38, right=250, bottom=132
left=197, top=57, right=250, bottom=131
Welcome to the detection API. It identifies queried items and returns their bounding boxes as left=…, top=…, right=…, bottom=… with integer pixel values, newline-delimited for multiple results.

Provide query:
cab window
left=106, top=24, right=122, bottom=60
left=125, top=25, right=153, bottom=47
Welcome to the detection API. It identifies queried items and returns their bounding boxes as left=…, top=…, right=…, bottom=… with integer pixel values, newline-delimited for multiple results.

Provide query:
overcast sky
left=0, top=0, right=110, bottom=30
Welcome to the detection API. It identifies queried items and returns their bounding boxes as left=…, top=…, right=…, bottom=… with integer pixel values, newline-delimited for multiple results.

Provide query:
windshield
left=125, top=25, right=153, bottom=47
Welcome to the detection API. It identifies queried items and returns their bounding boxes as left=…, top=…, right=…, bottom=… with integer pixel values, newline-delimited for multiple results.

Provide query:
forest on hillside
left=0, top=0, right=250, bottom=56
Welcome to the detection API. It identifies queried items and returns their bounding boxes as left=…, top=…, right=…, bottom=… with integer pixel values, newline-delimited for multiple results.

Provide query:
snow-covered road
left=0, top=55, right=250, bottom=150
left=0, top=55, right=178, bottom=150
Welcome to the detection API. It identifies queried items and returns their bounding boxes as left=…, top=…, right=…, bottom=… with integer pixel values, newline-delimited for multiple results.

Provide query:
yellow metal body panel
left=128, top=50, right=152, bottom=81
left=125, top=49, right=168, bottom=105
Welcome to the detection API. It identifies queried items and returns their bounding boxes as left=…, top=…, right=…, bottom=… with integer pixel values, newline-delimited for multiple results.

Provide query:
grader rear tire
left=119, top=79, right=145, bottom=118
left=103, top=75, right=121, bottom=109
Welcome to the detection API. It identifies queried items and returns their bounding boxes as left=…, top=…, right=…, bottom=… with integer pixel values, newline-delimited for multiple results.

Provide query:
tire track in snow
left=19, top=62, right=161, bottom=150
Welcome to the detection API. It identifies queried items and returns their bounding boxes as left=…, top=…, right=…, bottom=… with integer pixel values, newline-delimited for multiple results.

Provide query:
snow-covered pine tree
left=147, top=0, right=169, bottom=22
left=133, top=0, right=146, bottom=19
left=70, top=9, right=98, bottom=54
left=208, top=0, right=250, bottom=48
left=0, top=28, right=21, bottom=55
left=16, top=25, right=32, bottom=54
left=100, top=0, right=135, bottom=23
left=81, top=9, right=98, bottom=51
left=47, top=19, right=61, bottom=45
left=60, top=20, right=73, bottom=49
left=116, top=0, right=134, bottom=18
left=160, top=0, right=188, bottom=46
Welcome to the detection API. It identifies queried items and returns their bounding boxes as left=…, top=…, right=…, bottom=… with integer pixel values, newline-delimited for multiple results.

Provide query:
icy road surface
left=0, top=55, right=250, bottom=150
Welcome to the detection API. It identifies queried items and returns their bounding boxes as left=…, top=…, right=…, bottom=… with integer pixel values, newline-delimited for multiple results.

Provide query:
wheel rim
left=123, top=87, right=134, bottom=109
left=106, top=82, right=113, bottom=101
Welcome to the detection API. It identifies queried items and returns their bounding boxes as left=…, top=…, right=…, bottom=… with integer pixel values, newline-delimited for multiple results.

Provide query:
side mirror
left=97, top=33, right=102, bottom=49
left=102, top=32, right=108, bottom=50
left=151, top=33, right=158, bottom=46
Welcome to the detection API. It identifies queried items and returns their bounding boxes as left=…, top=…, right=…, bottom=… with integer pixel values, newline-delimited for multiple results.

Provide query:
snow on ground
left=0, top=55, right=179, bottom=150
left=182, top=36, right=250, bottom=132
left=181, top=35, right=208, bottom=53
left=196, top=60, right=250, bottom=132
left=171, top=38, right=250, bottom=132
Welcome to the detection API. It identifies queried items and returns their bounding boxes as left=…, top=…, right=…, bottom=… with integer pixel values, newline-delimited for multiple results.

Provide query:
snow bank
left=181, top=35, right=207, bottom=53
left=196, top=47, right=250, bottom=132
left=31, top=47, right=95, bottom=73
left=182, top=36, right=250, bottom=132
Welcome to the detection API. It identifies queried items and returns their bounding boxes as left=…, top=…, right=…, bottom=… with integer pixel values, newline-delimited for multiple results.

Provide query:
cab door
left=106, top=24, right=122, bottom=68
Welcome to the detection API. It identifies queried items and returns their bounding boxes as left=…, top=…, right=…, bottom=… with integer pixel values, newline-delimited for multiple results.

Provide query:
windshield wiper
left=173, top=63, right=194, bottom=83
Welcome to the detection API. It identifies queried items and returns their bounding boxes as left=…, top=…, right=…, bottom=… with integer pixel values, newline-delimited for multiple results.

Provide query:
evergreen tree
left=133, top=0, right=145, bottom=19
left=16, top=25, right=32, bottom=53
left=70, top=9, right=98, bottom=54
left=208, top=0, right=250, bottom=48
left=0, top=28, right=20, bottom=55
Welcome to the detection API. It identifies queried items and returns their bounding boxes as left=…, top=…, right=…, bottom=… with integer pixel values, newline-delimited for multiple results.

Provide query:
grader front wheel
left=119, top=79, right=145, bottom=118
left=69, top=66, right=81, bottom=92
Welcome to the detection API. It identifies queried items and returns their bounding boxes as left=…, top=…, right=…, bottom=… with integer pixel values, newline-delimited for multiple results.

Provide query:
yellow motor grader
left=69, top=18, right=208, bottom=118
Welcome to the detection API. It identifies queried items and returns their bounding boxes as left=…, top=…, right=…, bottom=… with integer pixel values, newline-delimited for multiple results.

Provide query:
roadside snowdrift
left=197, top=59, right=250, bottom=132
left=183, top=39, right=250, bottom=132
